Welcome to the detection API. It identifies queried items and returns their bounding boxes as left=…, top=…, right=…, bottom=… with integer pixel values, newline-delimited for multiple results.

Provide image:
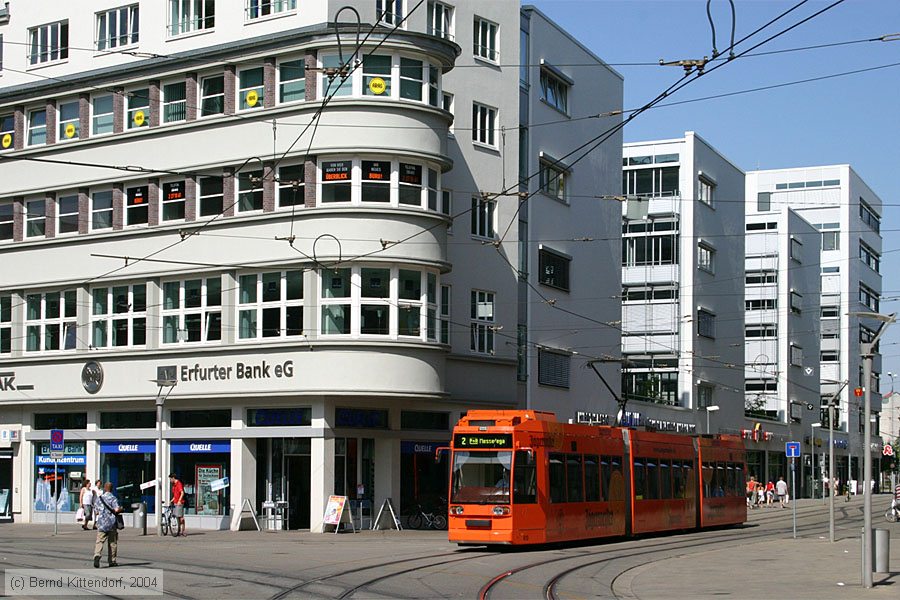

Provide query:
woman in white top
left=78, top=480, right=93, bottom=530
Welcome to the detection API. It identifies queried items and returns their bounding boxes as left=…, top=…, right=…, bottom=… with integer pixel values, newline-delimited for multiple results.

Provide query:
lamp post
left=849, top=311, right=896, bottom=589
left=152, top=369, right=177, bottom=537
left=822, top=380, right=848, bottom=543
left=810, top=422, right=821, bottom=500
left=704, top=405, right=720, bottom=434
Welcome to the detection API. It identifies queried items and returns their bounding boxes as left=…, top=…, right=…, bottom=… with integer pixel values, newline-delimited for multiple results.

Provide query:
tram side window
left=633, top=460, right=645, bottom=500
left=584, top=455, right=600, bottom=502
left=659, top=460, right=672, bottom=499
left=513, top=450, right=537, bottom=504
left=610, top=456, right=622, bottom=499
left=715, top=463, right=727, bottom=497
left=599, top=456, right=610, bottom=501
left=702, top=461, right=713, bottom=498
left=726, top=463, right=736, bottom=496
left=645, top=461, right=659, bottom=500
left=734, top=463, right=744, bottom=496
left=672, top=460, right=685, bottom=498
left=549, top=453, right=566, bottom=503
left=566, top=455, right=583, bottom=502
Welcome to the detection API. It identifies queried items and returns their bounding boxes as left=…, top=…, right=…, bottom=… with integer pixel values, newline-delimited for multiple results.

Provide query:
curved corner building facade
left=0, top=1, right=625, bottom=529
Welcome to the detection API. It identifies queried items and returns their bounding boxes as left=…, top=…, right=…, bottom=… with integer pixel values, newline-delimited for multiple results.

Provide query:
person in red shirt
left=169, top=473, right=186, bottom=537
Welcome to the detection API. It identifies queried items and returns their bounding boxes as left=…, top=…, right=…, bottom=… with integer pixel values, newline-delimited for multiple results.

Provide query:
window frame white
left=96, top=4, right=140, bottom=52
left=0, top=294, right=11, bottom=355
left=0, top=201, right=12, bottom=242
left=698, top=176, right=715, bottom=207
left=125, top=184, right=150, bottom=226
left=277, top=163, right=305, bottom=208
left=25, top=199, right=46, bottom=238
left=0, top=113, right=15, bottom=151
left=245, top=0, right=297, bottom=22
left=161, top=179, right=187, bottom=222
left=24, top=290, right=77, bottom=353
left=90, top=283, right=148, bottom=348
left=539, top=68, right=569, bottom=114
left=697, top=243, right=715, bottom=274
left=200, top=73, right=225, bottom=117
left=439, top=283, right=450, bottom=344
left=473, top=16, right=499, bottom=63
left=471, top=102, right=497, bottom=148
left=57, top=193, right=80, bottom=235
left=126, top=87, right=150, bottom=130
left=376, top=0, right=405, bottom=27
left=278, top=57, right=306, bottom=104
left=168, top=0, right=215, bottom=37
left=198, top=175, right=224, bottom=217
left=27, top=109, right=47, bottom=146
left=91, top=190, right=114, bottom=231
left=237, top=270, right=304, bottom=340
left=318, top=52, right=440, bottom=104
left=427, top=1, right=454, bottom=40
left=539, top=159, right=568, bottom=202
left=316, top=156, right=443, bottom=209
left=92, top=94, right=115, bottom=136
left=162, top=80, right=187, bottom=123
left=237, top=169, right=264, bottom=212
left=57, top=99, right=80, bottom=141
left=28, top=20, right=69, bottom=67
left=238, top=65, right=265, bottom=111
left=470, top=289, right=496, bottom=355
left=161, top=276, right=223, bottom=345
left=470, top=196, right=496, bottom=240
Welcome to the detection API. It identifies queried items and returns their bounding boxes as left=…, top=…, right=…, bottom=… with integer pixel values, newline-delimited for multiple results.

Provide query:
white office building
left=0, top=1, right=623, bottom=529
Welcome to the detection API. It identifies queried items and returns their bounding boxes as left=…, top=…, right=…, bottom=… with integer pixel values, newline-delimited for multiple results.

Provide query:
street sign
left=50, top=429, right=64, bottom=453
left=804, top=367, right=814, bottom=376
left=785, top=441, right=801, bottom=458
left=49, top=451, right=64, bottom=460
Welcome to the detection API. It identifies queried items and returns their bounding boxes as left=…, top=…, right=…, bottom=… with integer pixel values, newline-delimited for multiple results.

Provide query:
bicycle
left=408, top=504, right=447, bottom=530
left=160, top=504, right=180, bottom=536
left=886, top=503, right=899, bottom=523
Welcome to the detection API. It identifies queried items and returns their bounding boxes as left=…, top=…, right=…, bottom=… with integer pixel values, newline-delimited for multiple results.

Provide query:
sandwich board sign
left=322, top=495, right=354, bottom=534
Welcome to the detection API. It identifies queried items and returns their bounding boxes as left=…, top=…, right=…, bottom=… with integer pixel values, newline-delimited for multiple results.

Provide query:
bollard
left=874, top=528, right=890, bottom=574
left=131, top=502, right=147, bottom=535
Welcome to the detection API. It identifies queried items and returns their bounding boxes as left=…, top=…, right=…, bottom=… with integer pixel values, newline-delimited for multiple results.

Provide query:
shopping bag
left=76, top=507, right=85, bottom=522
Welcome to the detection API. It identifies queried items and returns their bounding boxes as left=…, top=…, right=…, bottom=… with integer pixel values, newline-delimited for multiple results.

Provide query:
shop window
left=100, top=443, right=155, bottom=514
left=335, top=408, right=389, bottom=428
left=100, top=411, right=155, bottom=429
left=168, top=0, right=215, bottom=36
left=200, top=75, right=225, bottom=117
left=246, top=0, right=297, bottom=20
left=277, top=164, right=305, bottom=207
left=361, top=160, right=391, bottom=203
left=169, top=442, right=231, bottom=517
left=473, top=16, right=498, bottom=62
left=91, top=283, right=147, bottom=348
left=97, top=5, right=139, bottom=50
left=538, top=247, right=570, bottom=291
left=321, top=160, right=352, bottom=202
left=400, top=411, right=449, bottom=430
left=1, top=114, right=15, bottom=151
left=398, top=163, right=422, bottom=206
left=163, top=82, right=187, bottom=123
left=279, top=59, right=305, bottom=103
left=126, top=88, right=150, bottom=129
left=0, top=294, right=11, bottom=354
left=162, top=180, right=186, bottom=221
left=238, top=270, right=303, bottom=339
left=247, top=407, right=310, bottom=427
left=25, top=290, right=77, bottom=352
left=33, top=440, right=85, bottom=514
left=470, top=289, right=495, bottom=354
left=126, top=185, right=149, bottom=225
left=28, top=20, right=69, bottom=66
left=58, top=100, right=79, bottom=141
left=92, top=95, right=114, bottom=135
left=239, top=67, right=264, bottom=111
left=399, top=58, right=423, bottom=101
left=91, top=190, right=113, bottom=230
left=161, top=276, right=222, bottom=344
left=34, top=413, right=87, bottom=430
left=28, top=109, right=47, bottom=146
left=238, top=170, right=263, bottom=212
left=198, top=176, right=223, bottom=217
left=26, top=200, right=46, bottom=238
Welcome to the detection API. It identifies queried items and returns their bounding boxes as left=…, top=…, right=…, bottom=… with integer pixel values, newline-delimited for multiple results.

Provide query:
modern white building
left=0, top=1, right=624, bottom=530
left=746, top=165, right=884, bottom=489
left=619, top=133, right=744, bottom=436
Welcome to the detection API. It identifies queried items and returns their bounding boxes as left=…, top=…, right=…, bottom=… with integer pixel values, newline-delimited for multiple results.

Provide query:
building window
left=239, top=67, right=264, bottom=110
left=376, top=0, right=404, bottom=26
left=320, top=55, right=353, bottom=97
left=198, top=176, right=223, bottom=217
left=859, top=284, right=879, bottom=312
left=442, top=92, right=453, bottom=132
left=745, top=324, right=777, bottom=338
left=246, top=0, right=296, bottom=20
left=790, top=345, right=803, bottom=367
left=399, top=58, right=423, bottom=101
left=427, top=1, right=453, bottom=39
left=237, top=170, right=263, bottom=212
left=745, top=270, right=776, bottom=285
left=539, top=160, right=567, bottom=201
left=746, top=221, right=777, bottom=231
left=790, top=290, right=803, bottom=314
left=126, top=89, right=150, bottom=129
left=1, top=114, right=15, bottom=151
left=427, top=169, right=439, bottom=211
left=201, top=74, right=225, bottom=116
left=472, top=102, right=497, bottom=147
left=622, top=285, right=678, bottom=301
left=428, top=64, right=440, bottom=107
left=0, top=294, right=11, bottom=354
left=28, top=20, right=69, bottom=66
left=821, top=305, right=839, bottom=318
left=162, top=181, right=186, bottom=221
left=473, top=16, right=498, bottom=62
left=321, top=268, right=351, bottom=335
left=26, top=200, right=46, bottom=238
left=0, top=202, right=12, bottom=240
left=471, top=197, right=496, bottom=239
left=746, top=299, right=776, bottom=311
left=361, top=160, right=390, bottom=203
left=92, top=95, right=115, bottom=135
left=821, top=230, right=839, bottom=251
left=279, top=59, right=305, bottom=103
left=358, top=268, right=390, bottom=335
left=238, top=270, right=303, bottom=339
left=745, top=380, right=777, bottom=393
left=96, top=5, right=139, bottom=51
left=540, top=69, right=569, bottom=113
left=277, top=164, right=305, bottom=207
left=57, top=194, right=79, bottom=234
left=161, top=277, right=222, bottom=344
left=168, top=0, right=215, bottom=36
left=470, top=289, right=495, bottom=354
left=859, top=199, right=880, bottom=233
left=622, top=234, right=678, bottom=267
left=756, top=192, right=771, bottom=211
left=538, top=349, right=570, bottom=388
left=789, top=237, right=802, bottom=262
left=440, top=284, right=450, bottom=344
left=622, top=166, right=679, bottom=197
left=25, top=290, right=77, bottom=352
left=697, top=309, right=716, bottom=339
left=698, top=177, right=714, bottom=206
left=363, top=54, right=392, bottom=97
left=126, top=185, right=149, bottom=226
left=821, top=350, right=839, bottom=362
left=58, top=100, right=80, bottom=141
left=697, top=243, right=715, bottom=273
left=91, top=190, right=113, bottom=230
left=28, top=110, right=47, bottom=146
left=398, top=163, right=423, bottom=205
left=520, top=29, right=529, bottom=88
left=697, top=384, right=714, bottom=409
left=91, top=284, right=147, bottom=348
left=163, top=81, right=187, bottom=123
left=538, top=248, right=570, bottom=291
left=860, top=242, right=880, bottom=273
left=321, top=160, right=352, bottom=203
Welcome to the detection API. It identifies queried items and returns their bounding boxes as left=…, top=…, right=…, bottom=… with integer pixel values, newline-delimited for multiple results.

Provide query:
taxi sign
left=50, top=429, right=64, bottom=453
left=368, top=77, right=386, bottom=95
left=785, top=441, right=800, bottom=458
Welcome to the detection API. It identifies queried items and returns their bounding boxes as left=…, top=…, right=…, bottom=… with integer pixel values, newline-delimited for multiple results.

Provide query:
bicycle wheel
left=408, top=512, right=424, bottom=530
left=160, top=512, right=169, bottom=536
left=167, top=514, right=180, bottom=536
left=887, top=508, right=898, bottom=523
left=433, top=514, right=448, bottom=530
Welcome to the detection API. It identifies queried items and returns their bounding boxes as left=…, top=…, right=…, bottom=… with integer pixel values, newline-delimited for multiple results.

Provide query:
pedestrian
left=92, top=480, right=103, bottom=529
left=169, top=473, right=186, bottom=537
left=746, top=476, right=757, bottom=508
left=776, top=476, right=789, bottom=507
left=78, top=480, right=93, bottom=530
left=765, top=481, right=775, bottom=506
left=92, top=482, right=122, bottom=568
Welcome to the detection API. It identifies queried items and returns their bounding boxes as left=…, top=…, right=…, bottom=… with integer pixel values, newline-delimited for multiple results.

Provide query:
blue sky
left=530, top=0, right=900, bottom=392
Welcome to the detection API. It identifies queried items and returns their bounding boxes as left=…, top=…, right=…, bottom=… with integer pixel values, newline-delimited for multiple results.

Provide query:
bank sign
left=161, top=360, right=295, bottom=383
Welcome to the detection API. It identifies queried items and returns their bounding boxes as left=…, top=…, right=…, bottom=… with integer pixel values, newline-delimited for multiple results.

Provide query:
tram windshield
left=451, top=451, right=511, bottom=504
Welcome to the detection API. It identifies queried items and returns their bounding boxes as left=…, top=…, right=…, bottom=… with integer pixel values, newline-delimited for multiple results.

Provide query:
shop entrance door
left=285, top=454, right=310, bottom=530
left=0, top=454, right=12, bottom=521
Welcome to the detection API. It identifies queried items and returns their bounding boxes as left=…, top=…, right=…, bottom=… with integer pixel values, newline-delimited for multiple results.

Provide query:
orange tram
left=447, top=410, right=746, bottom=545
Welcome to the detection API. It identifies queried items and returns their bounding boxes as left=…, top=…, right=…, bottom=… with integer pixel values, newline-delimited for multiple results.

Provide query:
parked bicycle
left=160, top=504, right=180, bottom=536
left=408, top=503, right=447, bottom=530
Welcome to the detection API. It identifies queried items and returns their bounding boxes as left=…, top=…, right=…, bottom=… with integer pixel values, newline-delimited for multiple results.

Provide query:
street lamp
left=151, top=368, right=177, bottom=537
left=810, top=422, right=821, bottom=500
left=849, top=310, right=896, bottom=589
left=821, top=380, right=848, bottom=543
left=704, top=405, right=720, bottom=434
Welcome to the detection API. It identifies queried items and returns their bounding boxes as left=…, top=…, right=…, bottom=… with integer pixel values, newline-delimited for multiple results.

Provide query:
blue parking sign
left=785, top=441, right=800, bottom=458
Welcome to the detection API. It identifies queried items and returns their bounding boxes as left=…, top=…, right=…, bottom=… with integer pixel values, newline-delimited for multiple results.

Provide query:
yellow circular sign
left=133, top=110, right=146, bottom=127
left=246, top=90, right=259, bottom=107
left=1, top=133, right=11, bottom=149
left=64, top=123, right=76, bottom=139
left=368, top=77, right=386, bottom=95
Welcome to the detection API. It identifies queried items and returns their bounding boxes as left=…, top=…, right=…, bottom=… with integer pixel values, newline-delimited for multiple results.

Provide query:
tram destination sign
left=453, top=434, right=513, bottom=449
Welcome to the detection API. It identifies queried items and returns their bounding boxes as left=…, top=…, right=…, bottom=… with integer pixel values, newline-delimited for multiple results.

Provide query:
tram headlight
left=492, top=506, right=510, bottom=516
left=450, top=506, right=464, bottom=515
